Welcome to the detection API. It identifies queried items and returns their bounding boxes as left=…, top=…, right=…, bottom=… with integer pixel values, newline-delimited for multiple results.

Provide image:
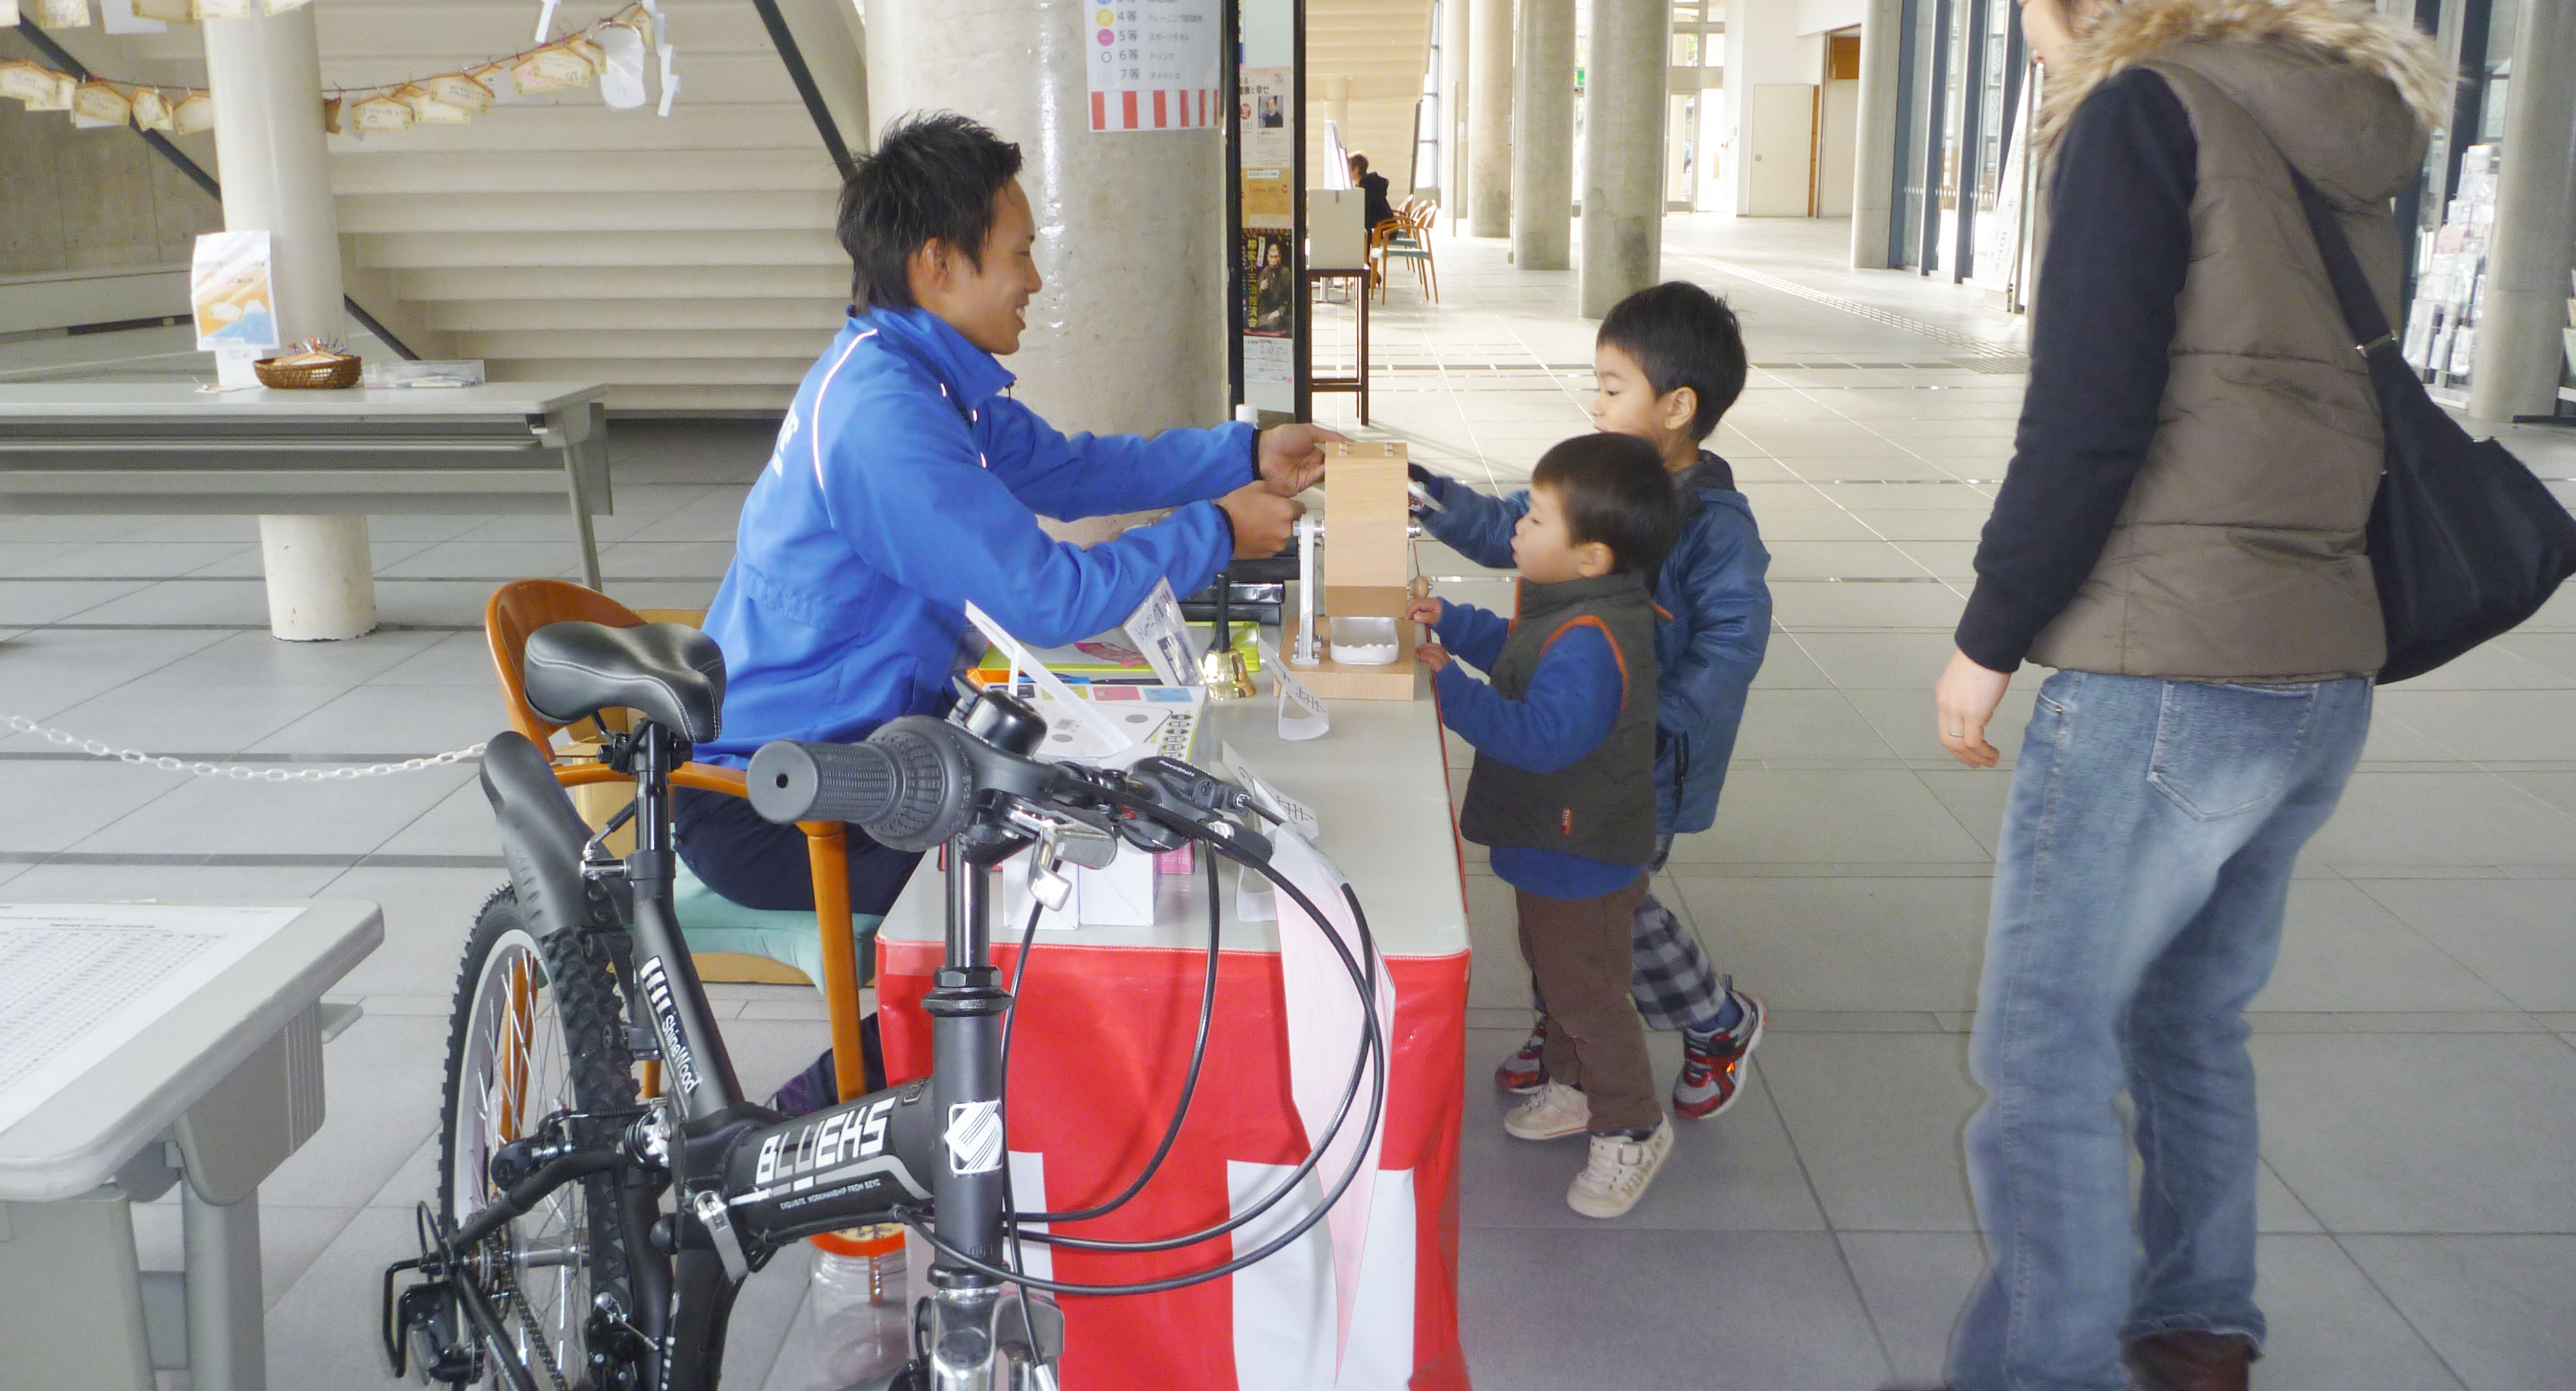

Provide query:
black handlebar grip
left=747, top=740, right=900, bottom=826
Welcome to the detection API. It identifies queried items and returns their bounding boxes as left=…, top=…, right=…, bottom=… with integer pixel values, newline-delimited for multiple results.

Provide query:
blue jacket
left=1417, top=453, right=1770, bottom=833
left=698, top=308, right=1256, bottom=763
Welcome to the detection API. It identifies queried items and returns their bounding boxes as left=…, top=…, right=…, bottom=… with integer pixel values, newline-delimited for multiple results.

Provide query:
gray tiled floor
left=6, top=214, right=2574, bottom=1389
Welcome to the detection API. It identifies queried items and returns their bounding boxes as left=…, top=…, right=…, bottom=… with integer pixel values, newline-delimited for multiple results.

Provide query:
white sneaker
left=1567, top=1119, right=1674, bottom=1218
left=1502, top=1081, right=1590, bottom=1140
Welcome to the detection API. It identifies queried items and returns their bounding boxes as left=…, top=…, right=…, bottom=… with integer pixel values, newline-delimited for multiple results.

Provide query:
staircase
left=122, top=0, right=853, bottom=413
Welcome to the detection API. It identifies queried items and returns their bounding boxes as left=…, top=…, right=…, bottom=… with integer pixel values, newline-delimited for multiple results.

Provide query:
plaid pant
left=1530, top=837, right=1729, bottom=1032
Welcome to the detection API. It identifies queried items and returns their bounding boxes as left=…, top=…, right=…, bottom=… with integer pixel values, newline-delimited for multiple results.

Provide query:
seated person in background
left=1412, top=281, right=1774, bottom=1120
left=1406, top=432, right=1685, bottom=1218
left=685, top=113, right=1336, bottom=1112
left=1349, top=151, right=1397, bottom=232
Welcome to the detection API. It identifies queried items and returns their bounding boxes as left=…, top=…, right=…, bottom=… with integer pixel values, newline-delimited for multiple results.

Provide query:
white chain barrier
left=4, top=712, right=486, bottom=782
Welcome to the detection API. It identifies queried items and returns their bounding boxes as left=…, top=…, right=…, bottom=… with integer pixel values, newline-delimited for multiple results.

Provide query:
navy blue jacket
left=1417, top=453, right=1770, bottom=834
left=698, top=308, right=1256, bottom=763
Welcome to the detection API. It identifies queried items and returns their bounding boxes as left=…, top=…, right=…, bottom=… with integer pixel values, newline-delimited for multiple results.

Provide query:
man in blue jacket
left=680, top=114, right=1334, bottom=1110
left=1414, top=281, right=1772, bottom=1121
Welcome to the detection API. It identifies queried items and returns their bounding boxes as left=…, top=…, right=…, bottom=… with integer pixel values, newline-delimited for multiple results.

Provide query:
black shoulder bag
left=2289, top=167, right=2576, bottom=684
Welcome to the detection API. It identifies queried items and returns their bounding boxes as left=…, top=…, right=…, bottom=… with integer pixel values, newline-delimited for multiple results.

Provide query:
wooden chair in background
left=483, top=579, right=877, bottom=1106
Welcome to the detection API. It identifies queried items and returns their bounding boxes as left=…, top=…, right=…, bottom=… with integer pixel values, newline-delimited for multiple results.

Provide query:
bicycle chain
left=492, top=1244, right=574, bottom=1391
left=2, top=712, right=484, bottom=781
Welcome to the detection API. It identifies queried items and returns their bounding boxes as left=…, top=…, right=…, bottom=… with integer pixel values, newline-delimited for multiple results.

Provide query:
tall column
left=1442, top=0, right=1472, bottom=227
left=1468, top=0, right=1515, bottom=237
left=1511, top=0, right=1576, bottom=268
left=1850, top=0, right=1904, bottom=268
left=2467, top=0, right=2576, bottom=421
left=1581, top=0, right=1669, bottom=315
left=204, top=6, right=375, bottom=641
left=863, top=0, right=1225, bottom=441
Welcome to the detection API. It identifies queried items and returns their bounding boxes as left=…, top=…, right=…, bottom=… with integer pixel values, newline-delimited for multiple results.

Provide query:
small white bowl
left=1327, top=615, right=1401, bottom=665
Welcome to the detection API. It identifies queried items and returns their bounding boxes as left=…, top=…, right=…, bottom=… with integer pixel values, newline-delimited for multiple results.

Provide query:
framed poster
left=1089, top=1, right=1222, bottom=132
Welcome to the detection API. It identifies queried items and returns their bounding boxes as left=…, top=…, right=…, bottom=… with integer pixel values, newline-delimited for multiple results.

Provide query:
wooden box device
left=1285, top=439, right=1421, bottom=701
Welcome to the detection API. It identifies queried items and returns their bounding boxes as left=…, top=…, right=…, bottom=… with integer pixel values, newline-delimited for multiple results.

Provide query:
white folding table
left=0, top=899, right=382, bottom=1391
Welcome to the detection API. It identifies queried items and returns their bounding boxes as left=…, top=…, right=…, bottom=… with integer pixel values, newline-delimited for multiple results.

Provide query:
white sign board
left=1088, top=0, right=1220, bottom=133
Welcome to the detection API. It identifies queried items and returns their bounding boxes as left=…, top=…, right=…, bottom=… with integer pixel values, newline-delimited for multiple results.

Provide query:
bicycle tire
left=438, top=884, right=640, bottom=1390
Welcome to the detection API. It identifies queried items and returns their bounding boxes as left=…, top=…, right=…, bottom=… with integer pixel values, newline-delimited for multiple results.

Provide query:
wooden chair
left=484, top=579, right=876, bottom=1106
left=1374, top=202, right=1439, bottom=305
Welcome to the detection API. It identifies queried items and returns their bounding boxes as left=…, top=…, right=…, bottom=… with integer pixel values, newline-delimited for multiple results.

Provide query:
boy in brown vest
left=1404, top=433, right=1684, bottom=1217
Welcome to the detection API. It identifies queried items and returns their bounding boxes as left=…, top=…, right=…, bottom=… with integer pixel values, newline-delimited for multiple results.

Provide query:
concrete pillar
left=204, top=5, right=375, bottom=641
left=1443, top=0, right=1472, bottom=228
left=863, top=0, right=1225, bottom=440
left=1468, top=0, right=1515, bottom=236
left=1850, top=0, right=1904, bottom=268
left=1581, top=0, right=1669, bottom=315
left=2467, top=0, right=2576, bottom=421
left=1511, top=0, right=1576, bottom=268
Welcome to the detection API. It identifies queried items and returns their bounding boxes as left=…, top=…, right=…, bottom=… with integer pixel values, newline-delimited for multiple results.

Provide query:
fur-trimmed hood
left=2037, top=0, right=2450, bottom=201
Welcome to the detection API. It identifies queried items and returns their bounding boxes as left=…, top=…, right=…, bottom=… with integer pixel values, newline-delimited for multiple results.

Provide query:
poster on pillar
left=190, top=231, right=279, bottom=354
left=1088, top=0, right=1221, bottom=132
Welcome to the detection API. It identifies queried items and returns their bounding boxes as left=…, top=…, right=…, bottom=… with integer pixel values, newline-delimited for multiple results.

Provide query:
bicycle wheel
left=439, top=885, right=639, bottom=1390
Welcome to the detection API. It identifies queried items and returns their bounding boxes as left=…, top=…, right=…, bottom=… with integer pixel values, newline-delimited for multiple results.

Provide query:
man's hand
left=1403, top=595, right=1444, bottom=627
left=1256, top=422, right=1345, bottom=497
left=1217, top=483, right=1305, bottom=558
left=1415, top=641, right=1451, bottom=672
left=1934, top=648, right=2012, bottom=769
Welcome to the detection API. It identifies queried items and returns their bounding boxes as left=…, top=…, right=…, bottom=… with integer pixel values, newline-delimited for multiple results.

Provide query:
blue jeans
left=1949, top=670, right=2371, bottom=1391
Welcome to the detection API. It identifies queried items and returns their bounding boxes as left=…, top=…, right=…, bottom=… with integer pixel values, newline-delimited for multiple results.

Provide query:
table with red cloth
left=873, top=678, right=1472, bottom=1390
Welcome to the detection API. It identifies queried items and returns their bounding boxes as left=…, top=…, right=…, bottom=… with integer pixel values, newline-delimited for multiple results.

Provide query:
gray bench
left=0, top=382, right=613, bottom=589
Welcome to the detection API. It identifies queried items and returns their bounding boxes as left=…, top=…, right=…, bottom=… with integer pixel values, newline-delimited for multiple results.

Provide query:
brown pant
left=1515, top=876, right=1660, bottom=1134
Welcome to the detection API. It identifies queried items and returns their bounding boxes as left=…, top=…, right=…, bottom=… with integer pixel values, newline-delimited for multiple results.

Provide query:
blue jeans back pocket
left=2147, top=681, right=2320, bottom=820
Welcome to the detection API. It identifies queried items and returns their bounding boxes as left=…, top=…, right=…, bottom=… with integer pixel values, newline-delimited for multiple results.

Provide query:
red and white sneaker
left=1672, top=992, right=1765, bottom=1120
left=1494, top=1019, right=1548, bottom=1093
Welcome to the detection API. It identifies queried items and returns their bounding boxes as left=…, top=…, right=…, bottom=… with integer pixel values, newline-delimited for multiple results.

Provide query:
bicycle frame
left=396, top=721, right=1050, bottom=1391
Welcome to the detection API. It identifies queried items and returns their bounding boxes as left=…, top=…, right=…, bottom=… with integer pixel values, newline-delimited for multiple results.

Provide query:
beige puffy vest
left=2024, top=9, right=2441, bottom=681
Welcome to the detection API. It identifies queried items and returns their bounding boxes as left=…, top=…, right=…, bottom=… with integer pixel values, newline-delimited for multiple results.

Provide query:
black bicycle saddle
left=522, top=621, right=726, bottom=744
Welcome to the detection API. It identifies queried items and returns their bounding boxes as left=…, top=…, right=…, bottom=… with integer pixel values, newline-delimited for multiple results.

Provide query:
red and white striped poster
left=1087, top=0, right=1221, bottom=133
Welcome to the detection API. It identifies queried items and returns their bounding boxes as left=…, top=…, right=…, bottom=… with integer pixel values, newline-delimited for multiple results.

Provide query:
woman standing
left=1929, top=1, right=2446, bottom=1388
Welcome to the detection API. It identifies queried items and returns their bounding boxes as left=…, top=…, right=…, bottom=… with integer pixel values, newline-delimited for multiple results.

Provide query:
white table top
left=0, top=899, right=382, bottom=1202
left=0, top=383, right=605, bottom=419
left=879, top=659, right=1472, bottom=960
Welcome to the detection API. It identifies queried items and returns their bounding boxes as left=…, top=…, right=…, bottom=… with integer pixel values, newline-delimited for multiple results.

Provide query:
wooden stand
left=1289, top=440, right=1421, bottom=701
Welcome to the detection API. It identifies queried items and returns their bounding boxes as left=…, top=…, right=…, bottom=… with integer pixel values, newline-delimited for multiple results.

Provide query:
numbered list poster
left=1088, top=1, right=1220, bottom=132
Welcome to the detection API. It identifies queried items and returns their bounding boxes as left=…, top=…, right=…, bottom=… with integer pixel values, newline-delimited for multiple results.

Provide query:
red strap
left=1539, top=615, right=1629, bottom=712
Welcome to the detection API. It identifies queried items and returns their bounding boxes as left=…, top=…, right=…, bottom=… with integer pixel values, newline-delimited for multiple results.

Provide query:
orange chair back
left=484, top=579, right=649, bottom=745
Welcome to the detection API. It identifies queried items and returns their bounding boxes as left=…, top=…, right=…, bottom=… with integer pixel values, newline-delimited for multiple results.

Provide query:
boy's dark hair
left=838, top=113, right=1025, bottom=311
left=1348, top=151, right=1369, bottom=175
left=1596, top=281, right=1747, bottom=440
left=1531, top=433, right=1683, bottom=580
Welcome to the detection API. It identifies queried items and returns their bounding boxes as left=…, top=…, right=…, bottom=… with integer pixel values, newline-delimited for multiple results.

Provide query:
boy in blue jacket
left=1412, top=281, right=1773, bottom=1120
left=1408, top=432, right=1686, bottom=1217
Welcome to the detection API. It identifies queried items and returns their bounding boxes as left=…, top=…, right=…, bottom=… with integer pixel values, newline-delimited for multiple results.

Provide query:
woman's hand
left=1935, top=648, right=2012, bottom=769
left=1415, top=642, right=1450, bottom=672
left=1256, top=422, right=1345, bottom=496
left=1403, top=595, right=1444, bottom=627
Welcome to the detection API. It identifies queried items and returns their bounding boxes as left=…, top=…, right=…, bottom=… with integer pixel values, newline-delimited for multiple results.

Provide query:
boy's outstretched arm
left=1410, top=466, right=1526, bottom=571
left=1434, top=625, right=1624, bottom=773
left=1415, top=595, right=1511, bottom=671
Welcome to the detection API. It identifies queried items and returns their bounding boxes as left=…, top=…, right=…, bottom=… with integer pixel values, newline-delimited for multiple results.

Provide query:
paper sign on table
left=1220, top=740, right=1319, bottom=836
left=1264, top=641, right=1328, bottom=741
left=963, top=601, right=1132, bottom=754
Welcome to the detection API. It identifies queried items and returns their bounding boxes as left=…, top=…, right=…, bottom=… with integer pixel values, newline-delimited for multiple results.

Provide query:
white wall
left=1719, top=0, right=1826, bottom=216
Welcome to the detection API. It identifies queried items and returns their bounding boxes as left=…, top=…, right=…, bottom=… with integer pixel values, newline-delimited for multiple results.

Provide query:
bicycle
left=381, top=619, right=1387, bottom=1391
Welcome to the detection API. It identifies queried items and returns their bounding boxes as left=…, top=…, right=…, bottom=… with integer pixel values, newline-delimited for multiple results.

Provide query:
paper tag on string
left=1264, top=641, right=1328, bottom=741
left=531, top=0, right=559, bottom=42
left=594, top=20, right=647, bottom=108
left=33, top=0, right=90, bottom=28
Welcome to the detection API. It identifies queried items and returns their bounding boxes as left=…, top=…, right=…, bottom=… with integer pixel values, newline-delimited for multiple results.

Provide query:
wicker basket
left=254, top=353, right=363, bottom=390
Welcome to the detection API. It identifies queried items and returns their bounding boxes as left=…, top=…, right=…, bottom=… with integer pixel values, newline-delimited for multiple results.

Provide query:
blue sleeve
left=821, top=390, right=1232, bottom=647
left=1660, top=512, right=1771, bottom=741
left=1434, top=625, right=1623, bottom=773
left=1430, top=600, right=1511, bottom=671
left=983, top=402, right=1256, bottom=520
left=1417, top=480, right=1526, bottom=570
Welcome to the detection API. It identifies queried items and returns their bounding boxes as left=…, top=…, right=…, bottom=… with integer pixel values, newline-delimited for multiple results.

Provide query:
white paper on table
left=1234, top=864, right=1276, bottom=923
left=0, top=904, right=303, bottom=1137
left=1121, top=576, right=1202, bottom=688
left=1263, top=641, right=1329, bottom=741
left=964, top=602, right=1132, bottom=754
left=1219, top=740, right=1319, bottom=836
left=1265, top=828, right=1394, bottom=1376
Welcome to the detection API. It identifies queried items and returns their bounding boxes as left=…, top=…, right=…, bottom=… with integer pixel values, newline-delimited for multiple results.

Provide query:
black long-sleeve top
left=1955, top=68, right=2201, bottom=673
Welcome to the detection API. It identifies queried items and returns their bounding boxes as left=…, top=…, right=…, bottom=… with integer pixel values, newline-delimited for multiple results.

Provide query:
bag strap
left=2286, top=166, right=2397, bottom=356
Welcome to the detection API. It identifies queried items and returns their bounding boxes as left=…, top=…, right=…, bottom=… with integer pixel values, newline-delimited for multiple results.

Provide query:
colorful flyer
left=1087, top=0, right=1220, bottom=133
left=190, top=229, right=280, bottom=353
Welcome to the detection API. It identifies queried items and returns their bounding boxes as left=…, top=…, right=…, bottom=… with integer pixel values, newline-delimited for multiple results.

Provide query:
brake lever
left=1002, top=802, right=1121, bottom=913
